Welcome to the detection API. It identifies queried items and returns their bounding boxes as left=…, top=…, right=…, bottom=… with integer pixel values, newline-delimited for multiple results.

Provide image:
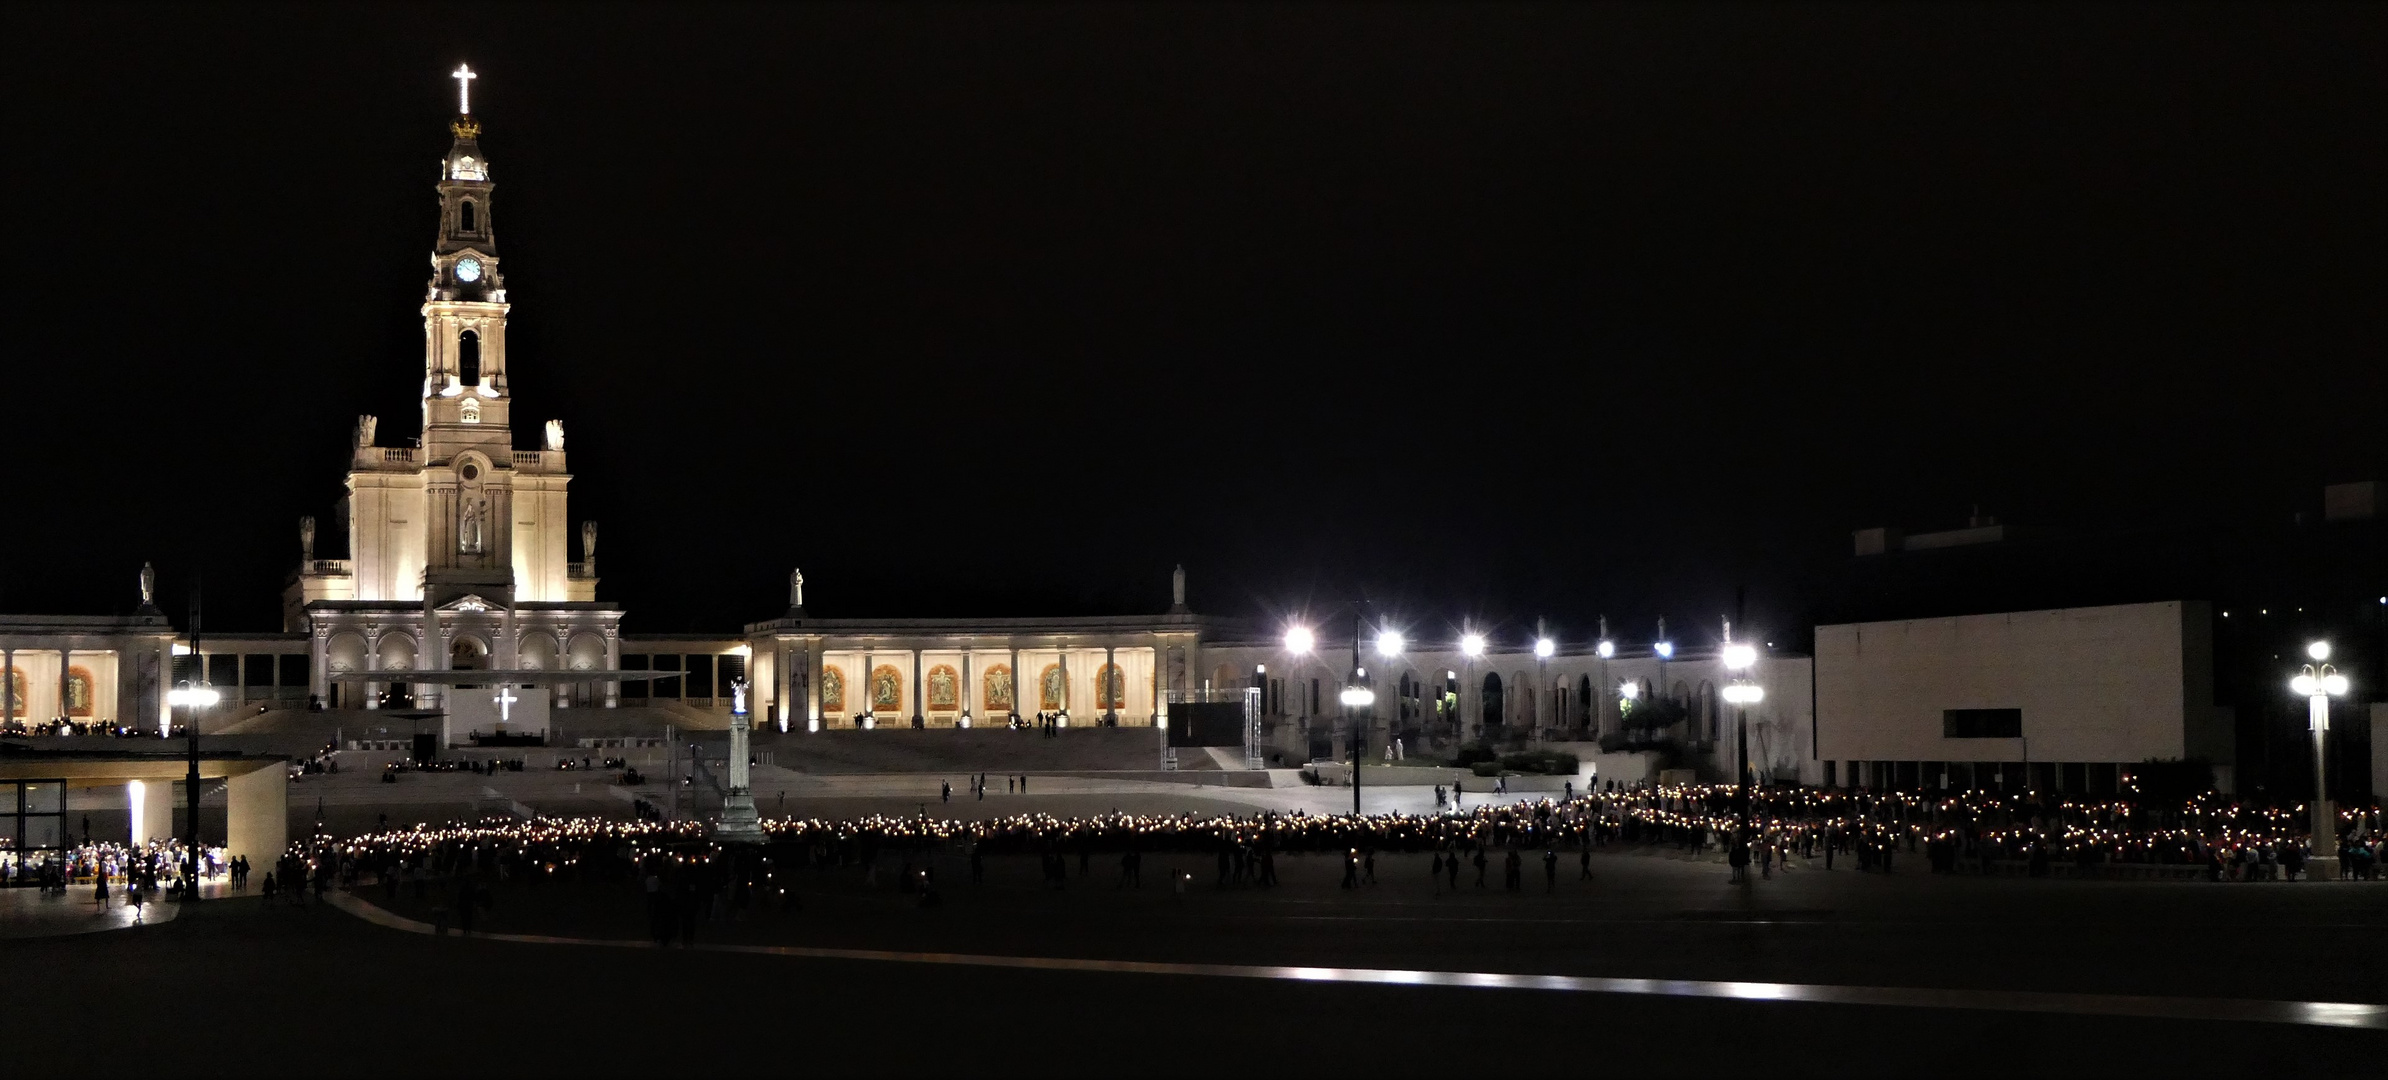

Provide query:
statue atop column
left=300, top=516, right=317, bottom=562
left=138, top=562, right=156, bottom=607
left=1170, top=563, right=1188, bottom=612
left=716, top=676, right=767, bottom=843
left=543, top=419, right=565, bottom=451
left=580, top=520, right=598, bottom=561
left=789, top=568, right=805, bottom=612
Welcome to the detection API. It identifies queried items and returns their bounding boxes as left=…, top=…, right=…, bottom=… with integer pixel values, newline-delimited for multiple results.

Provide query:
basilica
left=0, top=70, right=1812, bottom=783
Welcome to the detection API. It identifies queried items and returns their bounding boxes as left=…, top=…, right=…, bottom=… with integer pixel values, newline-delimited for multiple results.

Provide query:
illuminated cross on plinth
left=493, top=686, right=519, bottom=723
left=452, top=63, right=477, bottom=115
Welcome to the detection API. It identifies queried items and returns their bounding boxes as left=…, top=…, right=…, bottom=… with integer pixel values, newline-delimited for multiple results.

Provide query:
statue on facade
left=581, top=520, right=598, bottom=560
left=789, top=568, right=804, bottom=610
left=543, top=419, right=565, bottom=451
left=138, top=562, right=155, bottom=607
left=1171, top=564, right=1187, bottom=610
left=459, top=496, right=485, bottom=554
left=300, top=516, right=316, bottom=561
left=355, top=414, right=378, bottom=448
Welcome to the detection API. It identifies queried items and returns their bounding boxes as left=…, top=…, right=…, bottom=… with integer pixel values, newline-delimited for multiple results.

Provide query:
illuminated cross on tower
left=493, top=686, right=519, bottom=722
left=452, top=63, right=477, bottom=115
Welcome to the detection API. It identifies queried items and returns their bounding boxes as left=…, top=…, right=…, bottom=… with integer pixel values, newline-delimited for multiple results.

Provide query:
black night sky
left=8, top=3, right=2383, bottom=642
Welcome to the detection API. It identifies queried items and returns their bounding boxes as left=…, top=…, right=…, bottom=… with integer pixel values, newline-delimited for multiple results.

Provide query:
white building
left=1814, top=600, right=2231, bottom=793
left=284, top=88, right=623, bottom=713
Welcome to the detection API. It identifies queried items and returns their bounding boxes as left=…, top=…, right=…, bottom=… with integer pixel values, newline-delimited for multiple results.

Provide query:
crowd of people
left=280, top=782, right=2382, bottom=904
left=0, top=838, right=234, bottom=903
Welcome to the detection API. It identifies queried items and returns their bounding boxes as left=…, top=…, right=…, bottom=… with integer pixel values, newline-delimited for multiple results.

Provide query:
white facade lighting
left=167, top=686, right=221, bottom=708
left=1722, top=683, right=1765, bottom=705
left=1619, top=680, right=1640, bottom=701
left=1653, top=641, right=1674, bottom=659
left=1340, top=684, right=1376, bottom=707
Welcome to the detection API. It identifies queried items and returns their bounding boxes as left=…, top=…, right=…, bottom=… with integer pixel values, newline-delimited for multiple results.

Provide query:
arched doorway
left=1481, top=672, right=1504, bottom=734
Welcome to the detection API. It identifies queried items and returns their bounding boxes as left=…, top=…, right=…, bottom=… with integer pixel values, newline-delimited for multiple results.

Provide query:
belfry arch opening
left=458, top=329, right=481, bottom=387
left=460, top=199, right=477, bottom=232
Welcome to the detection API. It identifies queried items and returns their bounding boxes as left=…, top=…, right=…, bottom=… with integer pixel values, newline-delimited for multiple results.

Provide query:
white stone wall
left=509, top=471, right=572, bottom=601
left=348, top=470, right=428, bottom=601
left=1815, top=601, right=2207, bottom=767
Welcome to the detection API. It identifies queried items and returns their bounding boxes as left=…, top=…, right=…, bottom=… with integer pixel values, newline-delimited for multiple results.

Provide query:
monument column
left=59, top=648, right=71, bottom=723
left=911, top=648, right=924, bottom=727
left=715, top=679, right=765, bottom=843
left=1058, top=647, right=1070, bottom=720
left=2, top=649, right=14, bottom=726
left=1104, top=644, right=1118, bottom=724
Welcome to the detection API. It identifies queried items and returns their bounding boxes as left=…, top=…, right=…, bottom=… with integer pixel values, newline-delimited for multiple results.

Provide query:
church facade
left=285, top=75, right=623, bottom=713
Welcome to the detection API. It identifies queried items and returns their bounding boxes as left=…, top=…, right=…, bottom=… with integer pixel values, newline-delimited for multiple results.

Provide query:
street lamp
left=1375, top=629, right=1403, bottom=751
left=1338, top=614, right=1375, bottom=816
left=1459, top=630, right=1485, bottom=743
left=1721, top=621, right=1763, bottom=838
left=1594, top=616, right=1615, bottom=742
left=2291, top=640, right=2350, bottom=880
left=1533, top=620, right=1556, bottom=741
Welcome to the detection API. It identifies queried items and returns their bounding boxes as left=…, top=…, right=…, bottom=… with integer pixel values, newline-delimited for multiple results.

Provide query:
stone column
left=234, top=652, right=247, bottom=708
left=1007, top=644, right=1021, bottom=723
left=960, top=649, right=974, bottom=727
left=1057, top=647, right=1070, bottom=719
left=912, top=648, right=924, bottom=726
left=1104, top=643, right=1118, bottom=724
left=309, top=627, right=330, bottom=706
left=364, top=631, right=382, bottom=710
left=775, top=639, right=792, bottom=726
left=805, top=641, right=822, bottom=726
left=603, top=629, right=620, bottom=708
left=716, top=686, right=765, bottom=843
left=2, top=649, right=13, bottom=727
left=154, top=639, right=173, bottom=733
left=59, top=648, right=71, bottom=723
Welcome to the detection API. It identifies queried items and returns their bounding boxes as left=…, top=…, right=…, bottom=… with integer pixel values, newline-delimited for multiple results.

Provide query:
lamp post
left=1720, top=623, right=1762, bottom=837
left=2290, top=641, right=2350, bottom=880
left=1534, top=620, right=1555, bottom=744
left=1653, top=618, right=1674, bottom=744
left=1339, top=613, right=1376, bottom=816
left=1460, top=630, right=1485, bottom=744
left=1595, top=616, right=1614, bottom=742
left=169, top=582, right=218, bottom=902
left=1375, top=628, right=1404, bottom=756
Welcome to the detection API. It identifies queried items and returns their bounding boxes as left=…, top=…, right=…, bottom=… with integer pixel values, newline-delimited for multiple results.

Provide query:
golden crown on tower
left=451, top=117, right=482, bottom=139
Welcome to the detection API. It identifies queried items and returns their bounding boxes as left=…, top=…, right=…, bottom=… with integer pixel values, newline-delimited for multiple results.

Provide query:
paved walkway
left=322, top=889, right=2385, bottom=1031
left=0, top=884, right=181, bottom=938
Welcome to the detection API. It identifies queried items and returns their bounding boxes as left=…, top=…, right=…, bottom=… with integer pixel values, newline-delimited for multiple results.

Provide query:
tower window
left=460, top=199, right=477, bottom=232
left=458, top=330, right=481, bottom=387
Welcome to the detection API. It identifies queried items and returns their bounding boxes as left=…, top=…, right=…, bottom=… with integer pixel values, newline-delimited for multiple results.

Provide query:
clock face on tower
left=456, top=257, right=483, bottom=283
